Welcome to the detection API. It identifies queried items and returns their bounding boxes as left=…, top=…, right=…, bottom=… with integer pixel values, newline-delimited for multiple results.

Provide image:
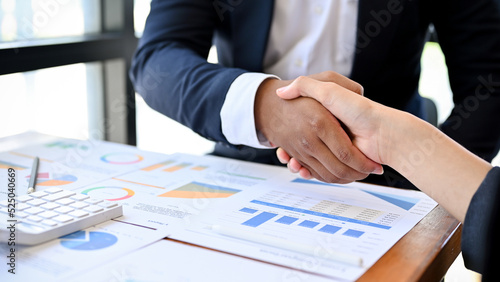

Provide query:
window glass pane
left=0, top=0, right=101, bottom=42
left=419, top=42, right=453, bottom=125
left=134, top=0, right=151, bottom=36
left=0, top=63, right=104, bottom=140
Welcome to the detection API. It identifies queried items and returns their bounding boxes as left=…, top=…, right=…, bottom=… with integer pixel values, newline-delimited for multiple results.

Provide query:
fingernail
left=373, top=166, right=384, bottom=175
left=276, top=85, right=289, bottom=94
left=287, top=162, right=298, bottom=173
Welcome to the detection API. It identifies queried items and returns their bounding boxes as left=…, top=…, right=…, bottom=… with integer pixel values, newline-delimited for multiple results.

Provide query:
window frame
left=0, top=0, right=138, bottom=145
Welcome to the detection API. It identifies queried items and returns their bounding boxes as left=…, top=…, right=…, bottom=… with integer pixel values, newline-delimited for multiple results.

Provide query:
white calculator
left=0, top=187, right=123, bottom=245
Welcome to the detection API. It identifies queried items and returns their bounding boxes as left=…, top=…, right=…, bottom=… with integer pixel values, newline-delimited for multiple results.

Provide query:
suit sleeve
left=130, top=0, right=246, bottom=144
left=431, top=0, right=500, bottom=161
left=462, top=167, right=500, bottom=278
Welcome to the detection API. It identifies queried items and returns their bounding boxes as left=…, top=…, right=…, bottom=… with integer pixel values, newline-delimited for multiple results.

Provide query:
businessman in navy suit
left=130, top=0, right=500, bottom=187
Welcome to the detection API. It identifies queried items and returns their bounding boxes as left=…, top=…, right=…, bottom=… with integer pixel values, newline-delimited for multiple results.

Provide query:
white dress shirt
left=220, top=0, right=359, bottom=148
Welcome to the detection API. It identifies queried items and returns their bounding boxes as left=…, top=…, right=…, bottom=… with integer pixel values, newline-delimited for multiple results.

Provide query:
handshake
left=255, top=71, right=390, bottom=183
left=256, top=71, right=492, bottom=223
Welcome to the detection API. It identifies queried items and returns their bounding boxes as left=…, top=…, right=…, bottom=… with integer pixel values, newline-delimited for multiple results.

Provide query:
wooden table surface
left=358, top=205, right=461, bottom=281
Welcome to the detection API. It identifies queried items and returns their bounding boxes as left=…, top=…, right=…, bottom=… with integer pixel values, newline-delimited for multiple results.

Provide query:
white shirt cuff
left=221, top=72, right=279, bottom=148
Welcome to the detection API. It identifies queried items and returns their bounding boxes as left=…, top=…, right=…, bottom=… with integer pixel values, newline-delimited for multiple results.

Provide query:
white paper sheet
left=68, top=239, right=335, bottom=282
left=0, top=221, right=166, bottom=281
left=169, top=174, right=437, bottom=280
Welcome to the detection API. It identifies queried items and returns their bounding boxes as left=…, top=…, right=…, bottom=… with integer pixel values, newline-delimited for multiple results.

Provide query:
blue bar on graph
left=240, top=208, right=258, bottom=214
left=318, top=224, right=342, bottom=234
left=298, top=220, right=320, bottom=228
left=275, top=216, right=298, bottom=225
left=242, top=212, right=278, bottom=227
left=343, top=229, right=365, bottom=238
left=250, top=200, right=391, bottom=230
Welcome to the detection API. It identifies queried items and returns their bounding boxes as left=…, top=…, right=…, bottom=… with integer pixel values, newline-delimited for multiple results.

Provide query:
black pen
left=27, top=157, right=39, bottom=194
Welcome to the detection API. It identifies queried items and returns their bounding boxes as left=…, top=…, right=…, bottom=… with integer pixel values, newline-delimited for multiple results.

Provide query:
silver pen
left=27, top=157, right=39, bottom=194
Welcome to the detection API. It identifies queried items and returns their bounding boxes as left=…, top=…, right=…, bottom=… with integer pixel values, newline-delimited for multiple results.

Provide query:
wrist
left=254, top=78, right=291, bottom=143
left=374, top=106, right=416, bottom=167
left=384, top=110, right=439, bottom=175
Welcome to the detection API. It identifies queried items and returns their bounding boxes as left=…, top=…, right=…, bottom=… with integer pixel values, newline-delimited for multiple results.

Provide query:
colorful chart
left=292, top=178, right=344, bottom=188
left=362, top=190, right=419, bottom=211
left=141, top=160, right=175, bottom=171
left=45, top=141, right=89, bottom=151
left=59, top=230, right=118, bottom=250
left=0, top=160, right=28, bottom=170
left=158, top=181, right=241, bottom=199
left=191, top=165, right=208, bottom=171
left=26, top=173, right=77, bottom=186
left=163, top=162, right=191, bottom=172
left=292, top=178, right=420, bottom=211
left=100, top=152, right=144, bottom=164
left=218, top=171, right=266, bottom=181
left=81, top=186, right=135, bottom=201
left=248, top=199, right=391, bottom=230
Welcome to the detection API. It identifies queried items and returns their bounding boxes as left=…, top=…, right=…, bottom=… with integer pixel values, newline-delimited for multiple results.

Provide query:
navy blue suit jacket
left=131, top=0, right=500, bottom=163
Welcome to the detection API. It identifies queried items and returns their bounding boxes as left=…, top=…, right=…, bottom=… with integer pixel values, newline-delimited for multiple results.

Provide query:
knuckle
left=323, top=71, right=336, bottom=80
left=299, top=137, right=313, bottom=151
left=308, top=115, right=326, bottom=132
left=295, top=75, right=307, bottom=85
left=324, top=174, right=341, bottom=183
left=354, top=84, right=364, bottom=95
left=336, top=148, right=352, bottom=164
left=320, top=85, right=336, bottom=107
left=334, top=168, right=349, bottom=180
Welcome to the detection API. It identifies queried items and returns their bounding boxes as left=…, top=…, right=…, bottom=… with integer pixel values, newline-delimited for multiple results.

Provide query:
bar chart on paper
left=221, top=190, right=399, bottom=243
left=210, top=185, right=437, bottom=279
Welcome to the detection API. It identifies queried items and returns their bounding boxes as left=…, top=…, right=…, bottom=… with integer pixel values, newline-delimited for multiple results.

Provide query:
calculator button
left=44, top=187, right=63, bottom=194
left=27, top=215, right=43, bottom=222
left=84, top=205, right=103, bottom=213
left=41, top=219, right=58, bottom=226
left=54, top=206, right=74, bottom=214
left=85, top=198, right=103, bottom=205
left=30, top=191, right=49, bottom=198
left=17, top=203, right=31, bottom=211
left=68, top=210, right=89, bottom=218
left=40, top=202, right=60, bottom=210
left=18, top=195, right=34, bottom=202
left=70, top=194, right=90, bottom=201
left=16, top=211, right=29, bottom=218
left=70, top=202, right=89, bottom=209
left=56, top=198, right=75, bottom=206
left=39, top=211, right=59, bottom=219
left=25, top=207, right=45, bottom=215
left=28, top=199, right=47, bottom=206
left=43, top=191, right=76, bottom=202
left=53, top=215, right=74, bottom=223
left=99, top=201, right=118, bottom=209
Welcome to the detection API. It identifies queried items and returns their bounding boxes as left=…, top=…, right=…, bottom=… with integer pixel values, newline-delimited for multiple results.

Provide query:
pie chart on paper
left=59, top=230, right=118, bottom=251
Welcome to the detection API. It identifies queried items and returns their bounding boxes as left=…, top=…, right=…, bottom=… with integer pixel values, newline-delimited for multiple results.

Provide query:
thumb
left=276, top=84, right=299, bottom=99
left=275, top=76, right=318, bottom=100
left=276, top=76, right=364, bottom=123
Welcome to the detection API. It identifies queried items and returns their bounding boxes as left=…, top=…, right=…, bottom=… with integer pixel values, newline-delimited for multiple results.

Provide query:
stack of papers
left=0, top=135, right=437, bottom=281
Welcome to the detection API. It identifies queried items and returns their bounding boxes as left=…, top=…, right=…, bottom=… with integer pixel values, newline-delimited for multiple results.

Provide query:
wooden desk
left=359, top=205, right=461, bottom=281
